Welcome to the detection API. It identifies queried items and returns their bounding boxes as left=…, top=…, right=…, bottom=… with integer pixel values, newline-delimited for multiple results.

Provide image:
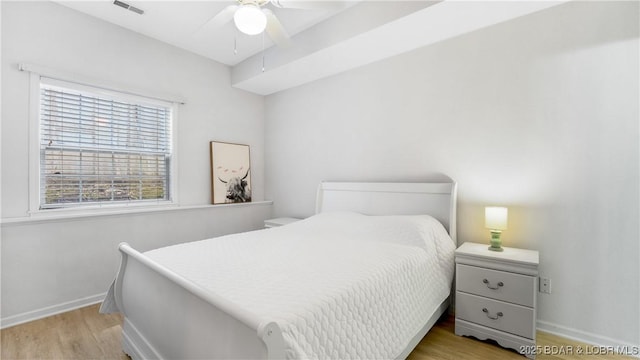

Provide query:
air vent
left=113, top=0, right=144, bottom=15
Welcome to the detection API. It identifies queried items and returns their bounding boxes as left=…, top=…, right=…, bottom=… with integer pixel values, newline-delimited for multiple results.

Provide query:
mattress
left=133, top=212, right=455, bottom=359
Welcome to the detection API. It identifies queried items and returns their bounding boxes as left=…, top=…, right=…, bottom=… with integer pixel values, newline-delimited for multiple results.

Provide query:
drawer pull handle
left=483, top=278, right=504, bottom=290
left=482, top=308, right=503, bottom=320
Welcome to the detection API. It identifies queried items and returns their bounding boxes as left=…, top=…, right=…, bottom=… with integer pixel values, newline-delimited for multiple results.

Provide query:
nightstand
left=454, top=242, right=539, bottom=359
left=264, top=217, right=301, bottom=228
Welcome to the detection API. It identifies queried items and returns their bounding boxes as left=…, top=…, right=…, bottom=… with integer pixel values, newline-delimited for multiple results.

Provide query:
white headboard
left=315, top=182, right=457, bottom=243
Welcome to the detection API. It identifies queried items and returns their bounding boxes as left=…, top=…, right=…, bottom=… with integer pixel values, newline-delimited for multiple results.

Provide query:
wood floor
left=1, top=305, right=128, bottom=360
left=408, top=317, right=635, bottom=360
left=1, top=305, right=635, bottom=359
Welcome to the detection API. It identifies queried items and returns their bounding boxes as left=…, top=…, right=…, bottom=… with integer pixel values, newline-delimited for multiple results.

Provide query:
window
left=37, top=77, right=174, bottom=209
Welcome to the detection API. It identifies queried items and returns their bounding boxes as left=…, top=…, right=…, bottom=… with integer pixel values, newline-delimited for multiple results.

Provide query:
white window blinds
left=39, top=78, right=173, bottom=209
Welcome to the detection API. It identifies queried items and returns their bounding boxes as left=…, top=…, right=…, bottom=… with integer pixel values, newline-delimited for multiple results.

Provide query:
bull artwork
left=210, top=141, right=252, bottom=204
left=218, top=168, right=251, bottom=203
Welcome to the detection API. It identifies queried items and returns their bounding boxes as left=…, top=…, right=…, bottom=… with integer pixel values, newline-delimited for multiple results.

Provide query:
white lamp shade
left=485, top=206, right=508, bottom=230
left=234, top=4, right=267, bottom=35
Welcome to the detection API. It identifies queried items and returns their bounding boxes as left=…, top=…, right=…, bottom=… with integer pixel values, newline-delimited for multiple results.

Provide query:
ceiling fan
left=204, top=0, right=342, bottom=47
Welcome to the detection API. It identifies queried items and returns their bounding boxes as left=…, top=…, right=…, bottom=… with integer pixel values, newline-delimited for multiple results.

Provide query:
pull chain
left=261, top=31, right=265, bottom=72
left=234, top=28, right=238, bottom=55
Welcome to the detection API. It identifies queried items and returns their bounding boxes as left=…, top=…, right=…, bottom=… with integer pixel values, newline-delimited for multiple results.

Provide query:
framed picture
left=210, top=141, right=252, bottom=204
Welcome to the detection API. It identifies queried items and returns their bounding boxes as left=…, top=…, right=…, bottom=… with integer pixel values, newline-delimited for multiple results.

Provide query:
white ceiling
left=52, top=0, right=567, bottom=95
left=52, top=0, right=360, bottom=66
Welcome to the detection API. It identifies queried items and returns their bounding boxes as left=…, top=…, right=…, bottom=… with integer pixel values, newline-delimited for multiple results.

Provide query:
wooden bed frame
left=112, top=181, right=458, bottom=359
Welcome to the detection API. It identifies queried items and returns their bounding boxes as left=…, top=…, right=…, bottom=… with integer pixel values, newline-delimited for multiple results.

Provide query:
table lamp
left=485, top=206, right=508, bottom=252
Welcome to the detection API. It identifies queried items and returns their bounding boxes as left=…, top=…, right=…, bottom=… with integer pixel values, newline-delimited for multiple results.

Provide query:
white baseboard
left=1, top=293, right=106, bottom=329
left=537, top=320, right=640, bottom=357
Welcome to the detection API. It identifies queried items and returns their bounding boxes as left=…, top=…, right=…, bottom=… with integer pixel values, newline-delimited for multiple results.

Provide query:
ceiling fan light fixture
left=234, top=4, right=267, bottom=35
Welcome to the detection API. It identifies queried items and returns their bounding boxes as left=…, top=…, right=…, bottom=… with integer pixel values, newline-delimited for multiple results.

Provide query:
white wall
left=1, top=1, right=271, bottom=325
left=265, top=1, right=639, bottom=348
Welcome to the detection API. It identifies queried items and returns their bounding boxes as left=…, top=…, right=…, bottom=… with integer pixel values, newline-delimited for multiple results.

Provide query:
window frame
left=28, top=71, right=179, bottom=215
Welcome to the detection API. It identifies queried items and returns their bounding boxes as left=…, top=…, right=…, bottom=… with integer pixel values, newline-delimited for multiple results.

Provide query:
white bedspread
left=136, top=212, right=454, bottom=359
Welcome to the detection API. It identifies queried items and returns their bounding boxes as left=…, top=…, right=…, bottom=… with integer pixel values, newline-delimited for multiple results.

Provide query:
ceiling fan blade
left=263, top=9, right=292, bottom=48
left=270, top=0, right=344, bottom=11
left=195, top=4, right=238, bottom=33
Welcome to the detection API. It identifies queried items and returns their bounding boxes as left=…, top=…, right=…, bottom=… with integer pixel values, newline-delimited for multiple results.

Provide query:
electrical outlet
left=540, top=277, right=551, bottom=294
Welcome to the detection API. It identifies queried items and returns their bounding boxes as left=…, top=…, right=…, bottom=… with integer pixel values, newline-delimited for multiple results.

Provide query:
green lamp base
left=488, top=230, right=504, bottom=252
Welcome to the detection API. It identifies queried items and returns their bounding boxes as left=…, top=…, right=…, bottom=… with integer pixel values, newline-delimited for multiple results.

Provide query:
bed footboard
left=113, top=242, right=285, bottom=360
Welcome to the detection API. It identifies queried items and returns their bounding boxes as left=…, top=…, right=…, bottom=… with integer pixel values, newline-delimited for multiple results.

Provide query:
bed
left=100, top=181, right=458, bottom=359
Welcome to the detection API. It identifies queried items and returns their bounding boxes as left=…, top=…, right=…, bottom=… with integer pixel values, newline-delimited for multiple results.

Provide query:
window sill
left=0, top=201, right=274, bottom=227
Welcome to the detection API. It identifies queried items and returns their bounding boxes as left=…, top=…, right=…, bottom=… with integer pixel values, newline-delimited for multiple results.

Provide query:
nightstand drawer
left=457, top=264, right=535, bottom=307
left=456, top=292, right=535, bottom=339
